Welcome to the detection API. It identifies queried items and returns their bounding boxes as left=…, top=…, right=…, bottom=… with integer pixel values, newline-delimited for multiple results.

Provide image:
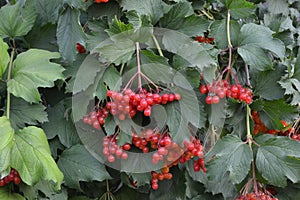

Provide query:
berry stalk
left=6, top=42, right=16, bottom=119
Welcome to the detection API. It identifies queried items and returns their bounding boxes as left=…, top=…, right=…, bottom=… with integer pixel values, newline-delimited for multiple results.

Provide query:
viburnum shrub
left=0, top=0, right=299, bottom=199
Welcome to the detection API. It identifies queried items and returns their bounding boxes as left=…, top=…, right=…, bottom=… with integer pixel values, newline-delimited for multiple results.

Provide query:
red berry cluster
left=151, top=169, right=173, bottom=190
left=102, top=136, right=129, bottom=163
left=100, top=129, right=205, bottom=190
left=200, top=80, right=253, bottom=104
left=83, top=108, right=109, bottom=130
left=106, top=89, right=181, bottom=120
left=0, top=168, right=21, bottom=187
left=76, top=43, right=86, bottom=54
left=235, top=192, right=278, bottom=200
left=149, top=135, right=206, bottom=190
left=195, top=36, right=214, bottom=44
left=94, top=0, right=109, bottom=3
left=252, top=111, right=299, bottom=141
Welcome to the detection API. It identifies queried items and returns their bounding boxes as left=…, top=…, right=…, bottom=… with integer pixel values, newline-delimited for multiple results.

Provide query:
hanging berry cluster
left=102, top=136, right=129, bottom=162
left=76, top=43, right=86, bottom=54
left=200, top=80, right=253, bottom=104
left=83, top=89, right=181, bottom=127
left=251, top=111, right=299, bottom=141
left=83, top=107, right=109, bottom=130
left=107, top=89, right=181, bottom=119
left=235, top=192, right=278, bottom=200
left=0, top=168, right=21, bottom=187
left=89, top=127, right=206, bottom=190
left=150, top=135, right=205, bottom=190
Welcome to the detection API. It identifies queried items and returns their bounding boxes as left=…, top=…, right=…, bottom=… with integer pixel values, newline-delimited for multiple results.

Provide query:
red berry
left=108, top=155, right=115, bottom=162
left=174, top=93, right=181, bottom=100
left=13, top=177, right=21, bottom=185
left=200, top=85, right=208, bottom=94
left=205, top=96, right=213, bottom=104
left=152, top=183, right=158, bottom=190
left=212, top=95, right=220, bottom=104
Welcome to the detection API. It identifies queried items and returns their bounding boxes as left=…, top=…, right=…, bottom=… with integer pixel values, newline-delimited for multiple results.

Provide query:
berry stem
left=246, top=105, right=252, bottom=147
left=119, top=63, right=125, bottom=75
left=226, top=10, right=233, bottom=49
left=245, top=64, right=251, bottom=86
left=152, top=34, right=164, bottom=57
left=136, top=42, right=143, bottom=90
left=6, top=45, right=16, bottom=119
left=226, top=10, right=233, bottom=75
left=252, top=160, right=259, bottom=195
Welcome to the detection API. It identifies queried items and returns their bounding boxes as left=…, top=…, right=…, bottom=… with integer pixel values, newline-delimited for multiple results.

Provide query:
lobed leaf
left=11, top=126, right=64, bottom=190
left=57, top=144, right=111, bottom=191
left=7, top=49, right=64, bottom=103
left=205, top=135, right=253, bottom=184
left=0, top=116, right=14, bottom=173
left=255, top=135, right=300, bottom=187
left=57, top=7, right=86, bottom=63
left=0, top=2, right=37, bottom=38
left=0, top=38, right=9, bottom=78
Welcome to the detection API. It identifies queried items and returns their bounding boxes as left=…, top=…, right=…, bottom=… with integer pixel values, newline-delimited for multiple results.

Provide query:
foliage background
left=0, top=0, right=299, bottom=199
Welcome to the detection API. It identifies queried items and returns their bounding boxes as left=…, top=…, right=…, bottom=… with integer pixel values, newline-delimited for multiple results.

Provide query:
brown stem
left=252, top=160, right=259, bottom=195
left=136, top=42, right=142, bottom=90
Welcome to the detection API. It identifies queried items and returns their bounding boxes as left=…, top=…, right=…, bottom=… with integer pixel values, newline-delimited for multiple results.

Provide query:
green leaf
left=0, top=188, right=25, bottom=200
left=11, top=126, right=63, bottom=190
left=210, top=19, right=241, bottom=49
left=162, top=31, right=217, bottom=70
left=255, top=135, right=300, bottom=187
left=103, top=66, right=122, bottom=91
left=72, top=54, right=105, bottom=94
left=8, top=97, right=48, bottom=129
left=0, top=116, right=14, bottom=173
left=96, top=39, right=135, bottom=66
left=251, top=99, right=298, bottom=129
left=25, top=24, right=58, bottom=52
left=186, top=159, right=237, bottom=199
left=279, top=78, right=300, bottom=105
left=205, top=135, right=253, bottom=184
left=238, top=23, right=285, bottom=71
left=0, top=2, right=37, bottom=38
left=72, top=70, right=104, bottom=122
left=253, top=68, right=285, bottom=100
left=42, top=101, right=80, bottom=148
left=159, top=2, right=209, bottom=36
left=225, top=0, right=256, bottom=19
left=238, top=46, right=273, bottom=71
left=7, top=49, right=64, bottom=103
left=121, top=0, right=164, bottom=24
left=266, top=0, right=289, bottom=15
left=0, top=38, right=9, bottom=78
left=57, top=144, right=111, bottom=191
left=106, top=17, right=134, bottom=36
left=63, top=0, right=92, bottom=11
left=33, top=0, right=62, bottom=25
left=225, top=101, right=247, bottom=138
left=128, top=173, right=151, bottom=187
left=57, top=7, right=86, bottom=63
left=20, top=180, right=68, bottom=200
left=126, top=11, right=152, bottom=30
left=86, top=19, right=109, bottom=51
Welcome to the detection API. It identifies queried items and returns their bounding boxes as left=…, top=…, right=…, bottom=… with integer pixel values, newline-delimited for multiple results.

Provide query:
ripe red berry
left=212, top=95, right=220, bottom=104
left=108, top=155, right=115, bottom=163
left=13, top=177, right=21, bottom=185
left=205, top=96, right=213, bottom=104
left=152, top=183, right=158, bottom=190
left=200, top=85, right=208, bottom=94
